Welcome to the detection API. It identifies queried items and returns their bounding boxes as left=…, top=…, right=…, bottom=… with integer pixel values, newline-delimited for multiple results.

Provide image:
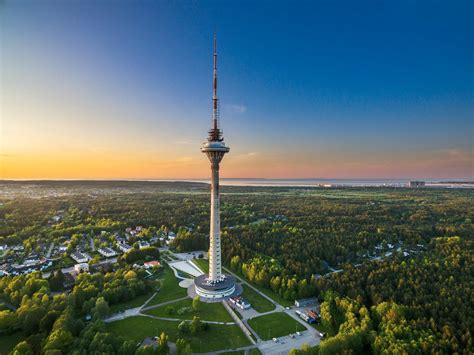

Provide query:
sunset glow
left=1, top=1, right=473, bottom=180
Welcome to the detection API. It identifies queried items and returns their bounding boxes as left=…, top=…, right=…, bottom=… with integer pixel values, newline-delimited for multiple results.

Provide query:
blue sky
left=1, top=0, right=473, bottom=179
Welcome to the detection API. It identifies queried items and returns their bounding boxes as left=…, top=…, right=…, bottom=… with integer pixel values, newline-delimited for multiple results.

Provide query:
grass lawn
left=107, top=316, right=251, bottom=352
left=241, top=284, right=275, bottom=313
left=147, top=267, right=187, bottom=306
left=248, top=283, right=293, bottom=307
left=222, top=267, right=293, bottom=307
left=247, top=312, right=306, bottom=340
left=0, top=332, right=25, bottom=354
left=145, top=298, right=233, bottom=322
left=249, top=349, right=262, bottom=355
left=192, top=258, right=209, bottom=273
left=109, top=292, right=153, bottom=314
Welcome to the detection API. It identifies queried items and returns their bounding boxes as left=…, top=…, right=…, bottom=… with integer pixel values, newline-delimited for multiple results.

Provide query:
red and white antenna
left=209, top=33, right=223, bottom=141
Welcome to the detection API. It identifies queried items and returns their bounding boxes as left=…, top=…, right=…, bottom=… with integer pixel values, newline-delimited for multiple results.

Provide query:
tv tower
left=194, top=35, right=236, bottom=299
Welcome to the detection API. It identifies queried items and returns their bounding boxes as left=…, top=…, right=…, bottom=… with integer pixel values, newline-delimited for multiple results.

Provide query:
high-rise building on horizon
left=194, top=35, right=237, bottom=300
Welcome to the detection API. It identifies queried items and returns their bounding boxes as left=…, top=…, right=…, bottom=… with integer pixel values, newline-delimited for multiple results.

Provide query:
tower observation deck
left=193, top=35, right=237, bottom=300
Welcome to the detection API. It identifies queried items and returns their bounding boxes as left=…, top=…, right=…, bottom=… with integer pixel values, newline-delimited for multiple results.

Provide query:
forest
left=0, top=181, right=473, bottom=353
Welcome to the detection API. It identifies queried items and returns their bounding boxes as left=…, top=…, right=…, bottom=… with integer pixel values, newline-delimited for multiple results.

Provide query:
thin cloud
left=224, top=104, right=247, bottom=114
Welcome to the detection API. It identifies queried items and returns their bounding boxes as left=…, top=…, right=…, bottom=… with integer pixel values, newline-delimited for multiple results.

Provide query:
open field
left=248, top=312, right=306, bottom=340
left=147, top=267, right=187, bottom=306
left=107, top=316, right=251, bottom=352
left=144, top=298, right=233, bottom=322
left=241, top=284, right=275, bottom=313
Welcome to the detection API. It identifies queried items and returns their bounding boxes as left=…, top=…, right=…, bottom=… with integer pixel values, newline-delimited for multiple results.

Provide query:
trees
left=192, top=296, right=201, bottom=312
left=48, top=270, right=65, bottom=292
left=10, top=341, right=34, bottom=355
left=156, top=332, right=169, bottom=354
left=176, top=338, right=192, bottom=355
left=0, top=310, right=16, bottom=333
left=92, top=297, right=110, bottom=320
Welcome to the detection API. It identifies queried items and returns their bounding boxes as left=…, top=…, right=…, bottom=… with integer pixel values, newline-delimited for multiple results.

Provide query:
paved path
left=223, top=300, right=256, bottom=345
left=46, top=242, right=55, bottom=258
left=141, top=313, right=235, bottom=325
left=141, top=296, right=189, bottom=312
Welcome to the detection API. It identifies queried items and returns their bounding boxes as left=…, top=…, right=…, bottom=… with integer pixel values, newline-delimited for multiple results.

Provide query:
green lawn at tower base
left=144, top=297, right=233, bottom=322
left=247, top=312, right=306, bottom=340
left=192, top=258, right=209, bottom=273
left=147, top=266, right=187, bottom=306
left=241, top=284, right=275, bottom=313
left=107, top=316, right=251, bottom=352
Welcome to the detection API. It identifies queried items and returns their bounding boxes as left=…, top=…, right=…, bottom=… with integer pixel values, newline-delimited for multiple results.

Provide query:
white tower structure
left=194, top=35, right=236, bottom=299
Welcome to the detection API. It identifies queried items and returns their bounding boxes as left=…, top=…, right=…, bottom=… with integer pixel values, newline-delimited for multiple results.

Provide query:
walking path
left=222, top=300, right=256, bottom=344
left=46, top=242, right=55, bottom=258
left=141, top=313, right=235, bottom=325
left=141, top=296, right=189, bottom=312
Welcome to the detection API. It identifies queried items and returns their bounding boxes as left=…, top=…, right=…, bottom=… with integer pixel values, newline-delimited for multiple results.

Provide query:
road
left=45, top=242, right=55, bottom=258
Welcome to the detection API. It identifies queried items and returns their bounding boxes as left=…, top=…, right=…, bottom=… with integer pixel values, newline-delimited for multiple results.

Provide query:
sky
left=1, top=0, right=473, bottom=180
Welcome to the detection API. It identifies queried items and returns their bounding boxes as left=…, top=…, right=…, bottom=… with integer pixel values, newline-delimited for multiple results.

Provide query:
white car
left=296, top=331, right=301, bottom=336
left=273, top=337, right=278, bottom=343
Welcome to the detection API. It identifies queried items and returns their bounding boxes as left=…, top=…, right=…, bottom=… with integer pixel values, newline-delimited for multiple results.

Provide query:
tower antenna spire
left=209, top=33, right=222, bottom=141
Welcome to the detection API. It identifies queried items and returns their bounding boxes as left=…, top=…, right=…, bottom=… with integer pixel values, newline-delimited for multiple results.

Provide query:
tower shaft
left=208, top=154, right=224, bottom=280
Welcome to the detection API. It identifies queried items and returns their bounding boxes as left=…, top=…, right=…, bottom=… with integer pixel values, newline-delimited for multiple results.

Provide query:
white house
left=71, top=251, right=89, bottom=263
left=74, top=263, right=89, bottom=273
left=138, top=241, right=150, bottom=249
left=119, top=244, right=132, bottom=253
left=98, top=247, right=116, bottom=258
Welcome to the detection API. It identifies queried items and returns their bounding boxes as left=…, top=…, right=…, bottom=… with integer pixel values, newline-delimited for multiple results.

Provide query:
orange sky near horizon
left=2, top=147, right=473, bottom=180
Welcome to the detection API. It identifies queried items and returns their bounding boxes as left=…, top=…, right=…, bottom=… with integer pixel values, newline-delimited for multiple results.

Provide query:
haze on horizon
left=1, top=1, right=473, bottom=180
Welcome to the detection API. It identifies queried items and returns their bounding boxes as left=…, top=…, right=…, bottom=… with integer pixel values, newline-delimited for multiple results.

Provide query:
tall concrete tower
left=194, top=35, right=236, bottom=299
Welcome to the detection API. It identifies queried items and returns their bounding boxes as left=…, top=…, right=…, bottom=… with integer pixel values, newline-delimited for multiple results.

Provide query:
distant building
left=71, top=251, right=89, bottom=263
left=118, top=244, right=132, bottom=253
left=74, top=263, right=89, bottom=273
left=230, top=296, right=251, bottom=310
left=409, top=181, right=426, bottom=188
left=138, top=241, right=150, bottom=249
left=144, top=261, right=160, bottom=269
left=98, top=247, right=116, bottom=258
left=295, top=298, right=317, bottom=307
